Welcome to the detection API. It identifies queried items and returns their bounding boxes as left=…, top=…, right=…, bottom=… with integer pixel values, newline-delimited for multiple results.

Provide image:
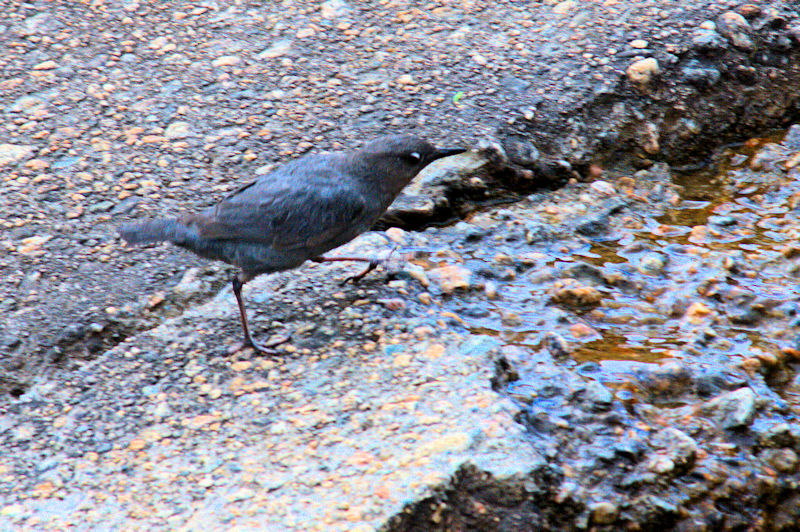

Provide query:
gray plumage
left=118, top=134, right=465, bottom=351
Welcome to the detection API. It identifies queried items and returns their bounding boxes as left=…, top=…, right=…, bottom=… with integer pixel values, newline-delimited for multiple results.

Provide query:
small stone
left=164, top=121, right=192, bottom=139
left=172, top=268, right=205, bottom=301
left=258, top=39, right=292, bottom=59
left=33, top=60, right=58, bottom=70
left=627, top=58, right=659, bottom=84
left=705, top=387, right=757, bottom=429
left=686, top=301, right=712, bottom=319
left=0, top=144, right=36, bottom=166
left=552, top=0, right=576, bottom=15
left=692, top=29, right=727, bottom=52
left=581, top=380, right=613, bottom=411
left=212, top=55, right=241, bottom=67
left=589, top=180, right=615, bottom=196
left=296, top=27, right=316, bottom=39
left=397, top=74, right=415, bottom=85
left=485, top=280, right=498, bottom=299
left=590, top=502, right=619, bottom=525
left=647, top=455, right=675, bottom=474
left=429, top=264, right=472, bottom=294
left=544, top=332, right=572, bottom=358
left=629, top=39, right=648, bottom=49
left=549, top=280, right=603, bottom=306
left=716, top=11, right=755, bottom=50
left=764, top=448, right=798, bottom=473
left=651, top=427, right=698, bottom=472
left=320, top=0, right=350, bottom=18
left=637, top=252, right=666, bottom=275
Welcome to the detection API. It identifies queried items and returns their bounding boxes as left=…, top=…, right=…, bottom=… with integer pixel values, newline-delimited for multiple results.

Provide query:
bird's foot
left=339, top=259, right=380, bottom=286
left=227, top=333, right=291, bottom=356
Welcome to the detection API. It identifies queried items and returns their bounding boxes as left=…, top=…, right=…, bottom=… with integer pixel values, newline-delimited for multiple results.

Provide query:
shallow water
left=439, top=128, right=800, bottom=393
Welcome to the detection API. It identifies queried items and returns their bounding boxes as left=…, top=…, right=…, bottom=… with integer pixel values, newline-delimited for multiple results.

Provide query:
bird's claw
left=228, top=334, right=291, bottom=355
left=340, top=259, right=380, bottom=286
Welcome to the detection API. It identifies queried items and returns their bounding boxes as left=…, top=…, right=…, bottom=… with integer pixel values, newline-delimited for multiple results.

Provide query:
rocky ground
left=3, top=0, right=800, bottom=530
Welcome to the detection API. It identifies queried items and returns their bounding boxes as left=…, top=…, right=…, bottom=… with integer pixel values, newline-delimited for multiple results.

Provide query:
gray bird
left=119, top=135, right=465, bottom=352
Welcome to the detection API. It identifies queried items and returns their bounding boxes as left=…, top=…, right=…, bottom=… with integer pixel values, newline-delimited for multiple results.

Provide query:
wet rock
left=650, top=427, right=698, bottom=475
left=524, top=222, right=557, bottom=243
left=636, top=252, right=667, bottom=275
left=636, top=360, right=692, bottom=399
left=578, top=380, right=613, bottom=412
left=573, top=212, right=610, bottom=236
left=549, top=280, right=603, bottom=307
left=544, top=332, right=572, bottom=359
left=756, top=422, right=800, bottom=449
left=704, top=387, right=757, bottom=429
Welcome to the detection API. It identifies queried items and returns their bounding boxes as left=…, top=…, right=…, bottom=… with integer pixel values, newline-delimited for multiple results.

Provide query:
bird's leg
left=313, top=246, right=399, bottom=286
left=229, top=273, right=289, bottom=354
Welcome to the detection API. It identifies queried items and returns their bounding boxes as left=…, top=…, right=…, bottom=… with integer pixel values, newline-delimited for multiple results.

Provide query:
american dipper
left=119, top=135, right=465, bottom=352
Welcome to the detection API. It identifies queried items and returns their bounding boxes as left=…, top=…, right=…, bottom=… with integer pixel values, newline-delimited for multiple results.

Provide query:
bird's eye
left=403, top=152, right=422, bottom=163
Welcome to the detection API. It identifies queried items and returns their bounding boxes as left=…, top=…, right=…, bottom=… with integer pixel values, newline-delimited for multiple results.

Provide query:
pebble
left=716, top=11, right=755, bottom=50
left=258, top=39, right=292, bottom=59
left=33, top=60, right=58, bottom=70
left=651, top=428, right=698, bottom=472
left=429, top=264, right=472, bottom=294
left=164, top=121, right=193, bottom=139
left=581, top=380, right=613, bottom=411
left=636, top=252, right=667, bottom=275
left=763, top=448, right=798, bottom=473
left=549, top=280, right=603, bottom=306
left=0, top=144, right=36, bottom=166
left=705, top=387, right=757, bottom=429
left=590, top=501, right=619, bottom=525
left=589, top=180, right=615, bottom=196
left=320, top=0, right=350, bottom=19
left=212, top=55, right=241, bottom=67
left=626, top=58, right=659, bottom=85
left=552, top=1, right=576, bottom=15
left=692, top=29, right=727, bottom=52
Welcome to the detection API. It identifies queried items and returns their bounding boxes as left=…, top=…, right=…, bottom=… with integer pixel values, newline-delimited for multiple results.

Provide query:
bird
left=118, top=134, right=465, bottom=353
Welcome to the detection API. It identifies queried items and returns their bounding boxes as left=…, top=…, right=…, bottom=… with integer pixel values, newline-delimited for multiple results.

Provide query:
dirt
left=3, top=0, right=800, bottom=530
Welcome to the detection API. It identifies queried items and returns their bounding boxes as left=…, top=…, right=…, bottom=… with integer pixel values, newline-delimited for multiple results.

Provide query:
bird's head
left=354, top=135, right=466, bottom=192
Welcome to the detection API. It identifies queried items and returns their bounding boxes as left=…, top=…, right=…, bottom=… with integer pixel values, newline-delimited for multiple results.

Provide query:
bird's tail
left=118, top=218, right=193, bottom=245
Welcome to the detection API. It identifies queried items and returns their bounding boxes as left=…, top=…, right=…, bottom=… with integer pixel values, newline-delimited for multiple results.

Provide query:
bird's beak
left=431, top=147, right=467, bottom=161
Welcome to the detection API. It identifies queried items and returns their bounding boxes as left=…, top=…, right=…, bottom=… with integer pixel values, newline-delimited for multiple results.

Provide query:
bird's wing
left=188, top=178, right=369, bottom=251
